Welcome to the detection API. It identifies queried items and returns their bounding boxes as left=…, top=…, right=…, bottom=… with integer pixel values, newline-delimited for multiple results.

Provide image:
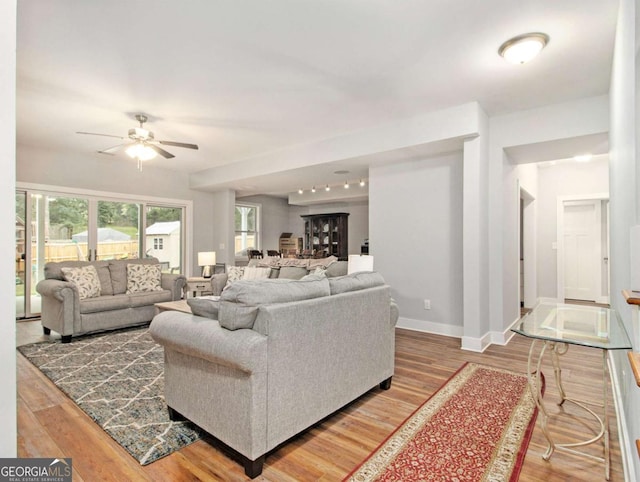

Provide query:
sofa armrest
left=390, top=299, right=399, bottom=327
left=150, top=311, right=266, bottom=373
left=210, top=273, right=228, bottom=296
left=36, top=278, right=77, bottom=301
left=161, top=273, right=187, bottom=300
left=35, top=279, right=80, bottom=335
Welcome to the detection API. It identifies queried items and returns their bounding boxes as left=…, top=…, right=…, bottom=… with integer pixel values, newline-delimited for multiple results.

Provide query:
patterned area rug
left=18, top=327, right=201, bottom=465
left=345, top=363, right=540, bottom=482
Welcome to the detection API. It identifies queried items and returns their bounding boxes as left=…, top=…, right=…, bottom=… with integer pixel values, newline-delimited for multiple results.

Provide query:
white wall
left=535, top=158, right=609, bottom=299
left=237, top=195, right=292, bottom=253
left=370, top=151, right=464, bottom=335
left=609, top=0, right=639, bottom=479
left=288, top=201, right=369, bottom=256
left=1, top=0, right=17, bottom=456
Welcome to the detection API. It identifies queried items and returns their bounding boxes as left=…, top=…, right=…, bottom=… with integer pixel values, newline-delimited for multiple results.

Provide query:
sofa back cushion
left=324, top=260, right=348, bottom=277
left=45, top=260, right=113, bottom=296
left=278, top=266, right=308, bottom=280
left=328, top=271, right=386, bottom=295
left=218, top=276, right=330, bottom=330
left=109, top=258, right=159, bottom=295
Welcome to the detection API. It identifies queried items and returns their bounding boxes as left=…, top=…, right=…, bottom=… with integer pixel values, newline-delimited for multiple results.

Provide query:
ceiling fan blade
left=98, top=143, right=127, bottom=155
left=157, top=140, right=199, bottom=150
left=76, top=131, right=126, bottom=140
left=148, top=144, right=175, bottom=159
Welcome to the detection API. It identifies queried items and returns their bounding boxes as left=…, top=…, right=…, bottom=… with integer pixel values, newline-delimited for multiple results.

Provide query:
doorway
left=557, top=196, right=609, bottom=304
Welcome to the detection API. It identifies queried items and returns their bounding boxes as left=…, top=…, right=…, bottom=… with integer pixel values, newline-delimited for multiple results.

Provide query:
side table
left=511, top=302, right=632, bottom=480
left=185, top=277, right=213, bottom=298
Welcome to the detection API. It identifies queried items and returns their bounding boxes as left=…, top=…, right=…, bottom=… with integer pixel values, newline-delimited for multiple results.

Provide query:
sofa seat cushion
left=328, top=272, right=386, bottom=295
left=128, top=290, right=173, bottom=307
left=79, top=294, right=132, bottom=314
left=219, top=276, right=330, bottom=330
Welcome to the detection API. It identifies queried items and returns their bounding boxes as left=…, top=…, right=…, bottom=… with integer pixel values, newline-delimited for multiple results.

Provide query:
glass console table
left=512, top=302, right=632, bottom=480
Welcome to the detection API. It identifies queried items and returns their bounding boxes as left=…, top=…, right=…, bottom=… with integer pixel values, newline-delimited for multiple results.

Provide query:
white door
left=563, top=200, right=601, bottom=301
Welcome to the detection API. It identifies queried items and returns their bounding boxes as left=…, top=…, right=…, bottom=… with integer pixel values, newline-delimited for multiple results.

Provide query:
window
left=235, top=203, right=259, bottom=257
left=154, top=238, right=164, bottom=250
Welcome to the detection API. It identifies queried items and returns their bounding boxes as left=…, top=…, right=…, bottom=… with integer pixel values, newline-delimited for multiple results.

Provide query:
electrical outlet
left=424, top=299, right=431, bottom=310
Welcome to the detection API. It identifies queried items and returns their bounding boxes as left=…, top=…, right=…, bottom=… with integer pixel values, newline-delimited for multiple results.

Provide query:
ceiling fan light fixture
left=126, top=143, right=157, bottom=161
left=498, top=32, right=549, bottom=64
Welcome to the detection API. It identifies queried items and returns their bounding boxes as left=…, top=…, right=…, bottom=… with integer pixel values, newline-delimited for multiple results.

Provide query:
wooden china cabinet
left=301, top=213, right=349, bottom=260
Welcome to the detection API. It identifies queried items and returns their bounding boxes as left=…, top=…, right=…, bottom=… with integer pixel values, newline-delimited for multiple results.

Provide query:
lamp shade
left=348, top=254, right=374, bottom=274
left=198, top=251, right=216, bottom=266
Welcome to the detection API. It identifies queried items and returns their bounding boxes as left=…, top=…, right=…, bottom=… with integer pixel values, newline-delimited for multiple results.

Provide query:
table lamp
left=348, top=254, right=374, bottom=274
left=198, top=251, right=216, bottom=278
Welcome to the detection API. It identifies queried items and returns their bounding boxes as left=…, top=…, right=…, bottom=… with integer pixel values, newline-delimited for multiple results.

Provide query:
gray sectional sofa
left=36, top=257, right=186, bottom=343
left=150, top=271, right=398, bottom=478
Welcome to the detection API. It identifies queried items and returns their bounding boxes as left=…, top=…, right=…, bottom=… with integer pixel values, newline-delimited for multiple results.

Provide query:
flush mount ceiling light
left=498, top=32, right=549, bottom=64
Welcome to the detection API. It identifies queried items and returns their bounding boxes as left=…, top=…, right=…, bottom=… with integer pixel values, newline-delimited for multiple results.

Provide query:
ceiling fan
left=76, top=114, right=199, bottom=167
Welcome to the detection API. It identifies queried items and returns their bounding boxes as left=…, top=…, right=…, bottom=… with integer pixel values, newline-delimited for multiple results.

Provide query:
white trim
left=16, top=181, right=191, bottom=206
left=489, top=316, right=522, bottom=346
left=609, top=352, right=633, bottom=482
left=538, top=297, right=561, bottom=304
left=461, top=333, right=492, bottom=352
left=396, top=316, right=463, bottom=338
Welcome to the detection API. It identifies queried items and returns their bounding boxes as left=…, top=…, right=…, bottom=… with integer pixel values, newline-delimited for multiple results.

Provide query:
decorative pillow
left=224, top=266, right=245, bottom=290
left=311, top=266, right=327, bottom=277
left=187, top=296, right=221, bottom=319
left=126, top=263, right=163, bottom=293
left=242, top=267, right=271, bottom=281
left=61, top=265, right=102, bottom=300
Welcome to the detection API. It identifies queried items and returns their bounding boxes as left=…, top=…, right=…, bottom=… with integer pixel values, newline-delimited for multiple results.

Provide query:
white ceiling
left=16, top=1, right=617, bottom=197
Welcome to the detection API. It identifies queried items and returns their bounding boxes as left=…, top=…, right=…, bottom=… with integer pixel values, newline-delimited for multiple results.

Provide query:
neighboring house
left=145, top=221, right=181, bottom=271
left=71, top=227, right=131, bottom=243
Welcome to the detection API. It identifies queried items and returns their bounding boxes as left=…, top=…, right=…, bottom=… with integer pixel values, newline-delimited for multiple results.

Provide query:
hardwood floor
left=17, top=324, right=626, bottom=481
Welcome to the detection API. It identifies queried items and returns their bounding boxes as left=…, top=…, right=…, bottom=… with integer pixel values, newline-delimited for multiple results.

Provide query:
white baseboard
left=609, top=352, right=635, bottom=482
left=537, top=297, right=559, bottom=304
left=488, top=316, right=521, bottom=346
left=396, top=317, right=463, bottom=338
left=461, top=333, right=491, bottom=352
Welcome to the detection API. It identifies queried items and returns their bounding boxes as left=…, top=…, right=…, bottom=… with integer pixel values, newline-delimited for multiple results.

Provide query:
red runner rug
left=344, top=363, right=540, bottom=482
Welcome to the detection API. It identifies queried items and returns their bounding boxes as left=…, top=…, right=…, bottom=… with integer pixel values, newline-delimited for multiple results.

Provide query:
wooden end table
left=185, top=277, right=214, bottom=298
left=154, top=299, right=192, bottom=316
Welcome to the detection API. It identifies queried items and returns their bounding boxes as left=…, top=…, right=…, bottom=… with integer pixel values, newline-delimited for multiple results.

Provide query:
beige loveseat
left=36, top=257, right=186, bottom=343
left=150, top=271, right=397, bottom=478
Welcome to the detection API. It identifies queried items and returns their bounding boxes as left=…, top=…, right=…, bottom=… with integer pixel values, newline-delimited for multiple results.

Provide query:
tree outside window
left=235, top=204, right=259, bottom=257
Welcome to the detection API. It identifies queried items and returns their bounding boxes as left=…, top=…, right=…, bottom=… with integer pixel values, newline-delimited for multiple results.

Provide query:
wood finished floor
left=17, top=323, right=625, bottom=481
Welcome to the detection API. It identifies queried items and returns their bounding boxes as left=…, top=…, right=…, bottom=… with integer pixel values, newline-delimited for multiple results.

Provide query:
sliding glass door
left=15, top=188, right=187, bottom=319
